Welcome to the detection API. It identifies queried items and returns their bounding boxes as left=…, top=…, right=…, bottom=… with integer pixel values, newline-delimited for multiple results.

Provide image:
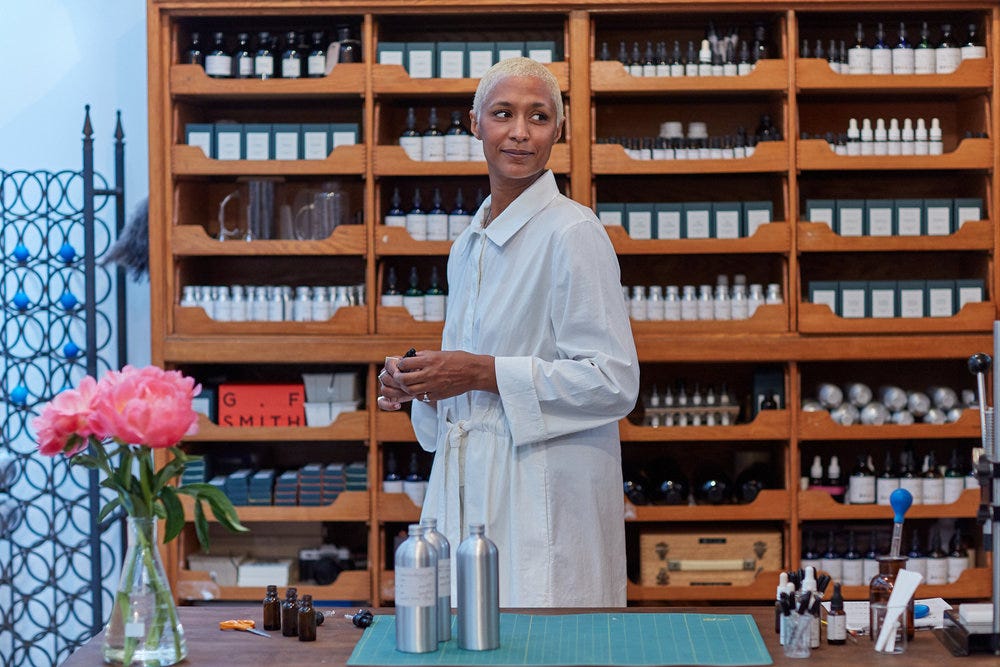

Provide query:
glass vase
left=103, top=517, right=187, bottom=666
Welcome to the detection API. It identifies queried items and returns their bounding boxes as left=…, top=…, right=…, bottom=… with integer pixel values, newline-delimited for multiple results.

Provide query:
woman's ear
left=469, top=109, right=480, bottom=139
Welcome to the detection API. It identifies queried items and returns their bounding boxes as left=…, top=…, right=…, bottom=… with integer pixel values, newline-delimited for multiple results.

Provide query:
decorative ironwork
left=1, top=106, right=126, bottom=666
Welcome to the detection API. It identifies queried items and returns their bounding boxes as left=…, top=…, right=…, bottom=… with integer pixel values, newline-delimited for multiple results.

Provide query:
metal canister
left=829, top=403, right=859, bottom=426
left=907, top=391, right=931, bottom=417
left=817, top=383, right=843, bottom=409
left=877, top=385, right=908, bottom=412
left=844, top=382, right=873, bottom=408
left=860, top=402, right=890, bottom=425
left=801, top=399, right=824, bottom=412
left=420, top=517, right=451, bottom=642
left=928, top=386, right=958, bottom=411
left=923, top=407, right=948, bottom=424
left=394, top=524, right=438, bottom=653
left=456, top=524, right=499, bottom=651
left=891, top=410, right=915, bottom=425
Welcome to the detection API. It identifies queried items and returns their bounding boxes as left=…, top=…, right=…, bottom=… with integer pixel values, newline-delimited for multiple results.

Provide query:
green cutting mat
left=347, top=613, right=773, bottom=666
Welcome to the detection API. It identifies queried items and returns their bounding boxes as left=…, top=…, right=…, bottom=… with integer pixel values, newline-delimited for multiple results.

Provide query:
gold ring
left=422, top=392, right=430, bottom=403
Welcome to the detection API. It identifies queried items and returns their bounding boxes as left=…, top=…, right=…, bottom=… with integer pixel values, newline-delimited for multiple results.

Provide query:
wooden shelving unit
left=148, top=0, right=999, bottom=606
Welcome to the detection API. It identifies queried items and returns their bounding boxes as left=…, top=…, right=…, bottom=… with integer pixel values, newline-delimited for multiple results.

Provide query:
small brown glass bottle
left=297, top=594, right=317, bottom=642
left=869, top=556, right=914, bottom=640
left=281, top=587, right=299, bottom=637
left=262, top=584, right=281, bottom=631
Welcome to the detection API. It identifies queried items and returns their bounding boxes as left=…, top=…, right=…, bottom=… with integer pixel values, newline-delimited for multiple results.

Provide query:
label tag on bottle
left=438, top=558, right=451, bottom=596
left=395, top=566, right=436, bottom=607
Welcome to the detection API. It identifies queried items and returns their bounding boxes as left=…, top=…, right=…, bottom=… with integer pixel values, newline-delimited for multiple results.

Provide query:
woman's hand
left=387, top=350, right=498, bottom=404
left=376, top=355, right=415, bottom=411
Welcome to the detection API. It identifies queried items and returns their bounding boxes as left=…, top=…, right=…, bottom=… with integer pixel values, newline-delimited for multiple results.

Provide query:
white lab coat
left=411, top=171, right=639, bottom=607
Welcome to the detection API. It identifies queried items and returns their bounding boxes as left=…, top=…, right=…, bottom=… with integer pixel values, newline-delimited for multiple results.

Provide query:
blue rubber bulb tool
left=888, top=488, right=913, bottom=557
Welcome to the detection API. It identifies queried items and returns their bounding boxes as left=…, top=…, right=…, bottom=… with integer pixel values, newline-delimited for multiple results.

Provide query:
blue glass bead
left=58, top=243, right=76, bottom=263
left=63, top=341, right=81, bottom=359
left=59, top=292, right=78, bottom=311
left=12, top=291, right=30, bottom=310
left=10, top=385, right=28, bottom=406
left=13, top=243, right=30, bottom=263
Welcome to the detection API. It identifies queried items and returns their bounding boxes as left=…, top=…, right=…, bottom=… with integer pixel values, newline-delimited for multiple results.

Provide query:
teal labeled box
left=214, top=122, right=243, bottom=160
left=405, top=42, right=436, bottom=78
left=895, top=199, right=923, bottom=236
left=869, top=280, right=897, bottom=318
left=272, top=124, right=301, bottom=160
left=625, top=203, right=655, bottom=240
left=926, top=279, right=955, bottom=317
left=467, top=41, right=496, bottom=78
left=376, top=42, right=405, bottom=66
left=956, top=279, right=985, bottom=308
left=301, top=123, right=331, bottom=160
left=683, top=202, right=711, bottom=239
left=185, top=123, right=214, bottom=158
left=805, top=199, right=835, bottom=228
left=437, top=42, right=466, bottom=79
left=496, top=41, right=525, bottom=60
left=836, top=199, right=865, bottom=237
left=712, top=202, right=742, bottom=239
left=838, top=280, right=868, bottom=318
left=655, top=203, right=683, bottom=239
left=330, top=123, right=359, bottom=148
left=897, top=280, right=926, bottom=318
left=243, top=124, right=271, bottom=161
left=808, top=281, right=838, bottom=314
left=595, top=203, right=624, bottom=227
left=924, top=199, right=953, bottom=236
left=866, top=199, right=894, bottom=237
left=955, top=198, right=984, bottom=228
left=743, top=201, right=773, bottom=237
left=526, top=41, right=557, bottom=63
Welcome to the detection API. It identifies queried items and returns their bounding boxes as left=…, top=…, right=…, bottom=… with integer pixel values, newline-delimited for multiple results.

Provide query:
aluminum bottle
left=394, top=524, right=438, bottom=653
left=420, top=517, right=452, bottom=642
left=456, top=524, right=500, bottom=650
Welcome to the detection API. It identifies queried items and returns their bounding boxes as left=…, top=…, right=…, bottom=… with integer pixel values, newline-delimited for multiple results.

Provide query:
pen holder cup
left=782, top=612, right=811, bottom=659
left=872, top=603, right=907, bottom=654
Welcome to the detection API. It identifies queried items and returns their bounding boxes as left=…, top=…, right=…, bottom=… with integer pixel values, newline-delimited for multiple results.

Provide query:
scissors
left=219, top=619, right=270, bottom=638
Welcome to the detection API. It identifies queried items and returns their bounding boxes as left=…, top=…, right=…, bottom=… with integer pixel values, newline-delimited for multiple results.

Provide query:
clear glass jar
left=869, top=556, right=914, bottom=641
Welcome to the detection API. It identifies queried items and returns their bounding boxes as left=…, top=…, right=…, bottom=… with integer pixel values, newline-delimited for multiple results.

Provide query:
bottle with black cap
left=254, top=31, right=275, bottom=79
left=281, top=31, right=302, bottom=78
left=205, top=32, right=232, bottom=78
left=185, top=31, right=204, bottom=66
left=234, top=33, right=253, bottom=78
left=307, top=31, right=327, bottom=77
left=827, top=583, right=847, bottom=645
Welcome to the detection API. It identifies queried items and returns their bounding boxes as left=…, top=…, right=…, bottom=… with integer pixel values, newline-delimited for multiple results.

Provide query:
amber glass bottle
left=281, top=587, right=299, bottom=636
left=297, top=594, right=317, bottom=641
left=869, top=556, right=914, bottom=640
left=262, top=584, right=281, bottom=631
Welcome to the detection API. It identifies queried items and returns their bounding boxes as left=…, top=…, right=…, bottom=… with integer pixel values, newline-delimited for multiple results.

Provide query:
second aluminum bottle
left=394, top=524, right=438, bottom=653
left=420, top=518, right=452, bottom=642
left=457, top=523, right=500, bottom=650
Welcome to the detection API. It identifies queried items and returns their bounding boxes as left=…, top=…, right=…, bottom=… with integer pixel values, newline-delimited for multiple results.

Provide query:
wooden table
left=60, top=606, right=996, bottom=666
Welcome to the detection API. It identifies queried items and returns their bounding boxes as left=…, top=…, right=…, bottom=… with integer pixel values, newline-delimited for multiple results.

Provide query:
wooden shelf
left=797, top=301, right=995, bottom=334
left=624, top=489, right=790, bottom=522
left=620, top=409, right=790, bottom=441
left=797, top=138, right=993, bottom=171
left=374, top=226, right=453, bottom=256
left=797, top=408, right=982, bottom=441
left=376, top=306, right=445, bottom=336
left=590, top=59, right=787, bottom=93
left=626, top=572, right=781, bottom=603
left=796, top=58, right=992, bottom=94
left=169, top=63, right=366, bottom=98
left=592, top=141, right=788, bottom=174
left=372, top=143, right=569, bottom=175
left=606, top=222, right=790, bottom=255
left=176, top=568, right=370, bottom=603
left=375, top=410, right=415, bottom=442
left=838, top=567, right=990, bottom=602
left=372, top=62, right=569, bottom=94
left=171, top=144, right=366, bottom=176
left=798, top=488, right=980, bottom=521
left=797, top=220, right=994, bottom=253
left=173, top=304, right=369, bottom=336
left=179, top=490, right=370, bottom=522
left=630, top=304, right=788, bottom=335
left=378, top=493, right=422, bottom=523
left=172, top=224, right=366, bottom=256
left=185, top=412, right=369, bottom=442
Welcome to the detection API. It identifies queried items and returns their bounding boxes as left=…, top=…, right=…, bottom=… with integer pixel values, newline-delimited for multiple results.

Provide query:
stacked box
left=274, top=470, right=299, bottom=506
left=298, top=463, right=324, bottom=506
left=345, top=461, right=368, bottom=491
left=224, top=469, right=252, bottom=506
left=323, top=463, right=346, bottom=504
left=181, top=458, right=208, bottom=485
left=248, top=469, right=275, bottom=506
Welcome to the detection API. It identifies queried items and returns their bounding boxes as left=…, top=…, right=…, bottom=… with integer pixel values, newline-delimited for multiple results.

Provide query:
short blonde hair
left=472, top=57, right=564, bottom=126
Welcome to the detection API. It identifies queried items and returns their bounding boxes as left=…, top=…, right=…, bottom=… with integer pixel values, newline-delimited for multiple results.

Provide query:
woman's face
left=470, top=75, right=563, bottom=190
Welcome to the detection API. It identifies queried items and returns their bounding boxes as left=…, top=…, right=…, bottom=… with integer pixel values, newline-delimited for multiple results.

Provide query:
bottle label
left=914, top=49, right=936, bottom=74
left=438, top=558, right=451, bottom=596
left=841, top=559, right=864, bottom=586
left=827, top=614, right=847, bottom=642
left=399, top=137, right=423, bottom=161
left=820, top=558, right=843, bottom=581
left=947, top=556, right=968, bottom=583
left=448, top=214, right=471, bottom=240
left=444, top=135, right=470, bottom=162
left=395, top=565, right=436, bottom=607
left=944, top=477, right=965, bottom=503
left=383, top=479, right=404, bottom=493
left=892, top=49, right=915, bottom=74
left=381, top=294, right=404, bottom=308
left=907, top=556, right=927, bottom=578
left=406, top=214, right=428, bottom=241
left=255, top=56, right=274, bottom=76
left=936, top=48, right=961, bottom=74
left=282, top=57, right=301, bottom=78
left=899, top=477, right=923, bottom=503
left=468, top=136, right=485, bottom=161
left=402, top=296, right=425, bottom=321
left=421, top=136, right=445, bottom=161
left=847, top=48, right=872, bottom=74
left=870, top=50, right=892, bottom=74
left=925, top=558, right=948, bottom=585
left=848, top=476, right=876, bottom=504
left=863, top=558, right=880, bottom=583
left=237, top=56, right=254, bottom=77
left=205, top=54, right=232, bottom=76
left=961, top=46, right=987, bottom=60
left=426, top=214, right=449, bottom=241
left=922, top=479, right=944, bottom=505
left=308, top=54, right=327, bottom=76
left=424, top=294, right=446, bottom=322
left=384, top=213, right=407, bottom=228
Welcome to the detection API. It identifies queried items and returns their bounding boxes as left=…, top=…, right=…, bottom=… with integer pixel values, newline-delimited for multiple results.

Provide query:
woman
left=378, top=57, right=638, bottom=607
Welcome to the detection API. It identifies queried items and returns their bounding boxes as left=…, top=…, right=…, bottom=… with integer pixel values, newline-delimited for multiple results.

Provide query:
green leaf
left=98, top=498, right=121, bottom=523
left=195, top=486, right=247, bottom=534
left=193, top=501, right=209, bottom=552
left=70, top=454, right=100, bottom=469
left=160, top=486, right=185, bottom=543
left=153, top=453, right=186, bottom=492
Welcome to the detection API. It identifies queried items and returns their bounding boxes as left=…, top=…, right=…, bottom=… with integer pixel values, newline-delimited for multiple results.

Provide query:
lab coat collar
left=474, top=170, right=559, bottom=247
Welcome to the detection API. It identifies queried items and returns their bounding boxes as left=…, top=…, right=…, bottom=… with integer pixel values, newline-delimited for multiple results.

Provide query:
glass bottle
left=671, top=40, right=685, bottom=77
left=922, top=451, right=944, bottom=504
left=685, top=41, right=698, bottom=76
left=383, top=451, right=404, bottom=492
left=448, top=188, right=472, bottom=240
left=848, top=22, right=872, bottom=74
left=426, top=188, right=449, bottom=242
left=384, top=187, right=407, bottom=227
left=842, top=531, right=864, bottom=586
left=403, top=266, right=425, bottom=322
left=185, top=31, right=204, bottom=66
left=827, top=583, right=847, bottom=645
left=263, top=584, right=281, bottom=631
left=642, top=41, right=656, bottom=77
left=254, top=31, right=275, bottom=79
left=381, top=266, right=404, bottom=308
left=281, top=587, right=299, bottom=637
left=616, top=41, right=628, bottom=66
left=623, top=463, right=652, bottom=505
left=863, top=529, right=881, bottom=584
left=825, top=455, right=845, bottom=503
left=801, top=532, right=821, bottom=572
left=693, top=466, right=731, bottom=505
left=403, top=451, right=427, bottom=506
left=869, top=556, right=914, bottom=640
left=905, top=530, right=927, bottom=579
left=281, top=30, right=302, bottom=78
left=876, top=450, right=899, bottom=505
left=400, top=107, right=423, bottom=161
left=406, top=188, right=427, bottom=241
left=737, top=40, right=752, bottom=75
left=936, top=24, right=961, bottom=74
left=820, top=529, right=843, bottom=581
left=444, top=111, right=471, bottom=162
left=961, top=23, right=987, bottom=60
left=297, top=594, right=316, bottom=641
left=925, top=528, right=948, bottom=585
left=307, top=31, right=327, bottom=77
left=947, top=525, right=968, bottom=583
left=734, top=461, right=770, bottom=504
left=848, top=453, right=876, bottom=504
left=337, top=26, right=362, bottom=63
left=234, top=32, right=254, bottom=78
left=892, top=22, right=915, bottom=74
left=205, top=32, right=232, bottom=78
left=898, top=449, right=923, bottom=504
left=914, top=21, right=935, bottom=74
left=944, top=448, right=966, bottom=504
left=421, top=107, right=445, bottom=162
left=629, top=42, right=643, bottom=76
left=751, top=23, right=769, bottom=62
left=424, top=266, right=446, bottom=323
left=870, top=22, right=891, bottom=74
left=597, top=41, right=611, bottom=61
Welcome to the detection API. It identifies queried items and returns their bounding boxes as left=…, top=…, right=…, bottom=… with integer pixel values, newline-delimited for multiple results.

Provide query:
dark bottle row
left=185, top=28, right=361, bottom=79
left=624, top=457, right=778, bottom=506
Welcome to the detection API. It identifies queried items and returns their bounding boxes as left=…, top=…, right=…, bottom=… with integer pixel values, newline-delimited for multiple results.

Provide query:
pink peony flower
left=90, top=365, right=201, bottom=449
left=32, top=375, right=101, bottom=456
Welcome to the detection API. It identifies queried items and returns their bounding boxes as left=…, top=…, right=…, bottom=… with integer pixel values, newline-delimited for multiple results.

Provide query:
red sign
left=218, top=384, right=306, bottom=427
